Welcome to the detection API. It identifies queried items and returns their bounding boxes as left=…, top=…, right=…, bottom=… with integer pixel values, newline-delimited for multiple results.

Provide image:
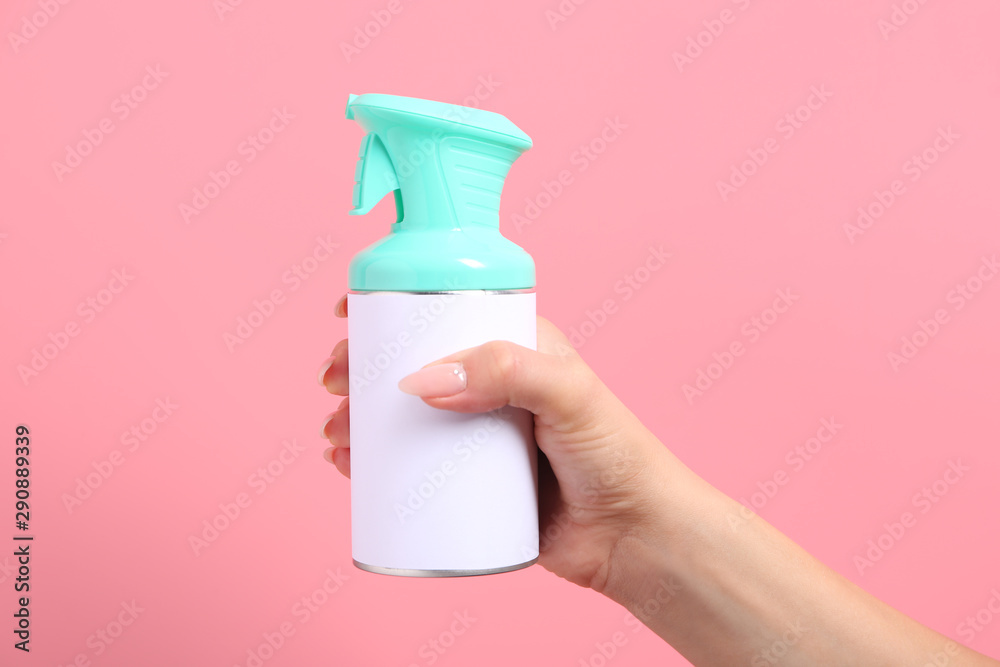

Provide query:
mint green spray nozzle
left=345, top=93, right=535, bottom=292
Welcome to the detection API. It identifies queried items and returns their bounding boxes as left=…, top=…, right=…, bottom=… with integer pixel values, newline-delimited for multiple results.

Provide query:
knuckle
left=564, top=358, right=604, bottom=407
left=575, top=372, right=601, bottom=406
left=483, top=340, right=521, bottom=387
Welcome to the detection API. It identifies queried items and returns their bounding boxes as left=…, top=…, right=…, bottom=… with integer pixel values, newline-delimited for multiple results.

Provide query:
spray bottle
left=344, top=93, right=538, bottom=576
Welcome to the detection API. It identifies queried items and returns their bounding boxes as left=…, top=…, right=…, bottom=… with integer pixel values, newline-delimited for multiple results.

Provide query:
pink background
left=3, top=0, right=999, bottom=664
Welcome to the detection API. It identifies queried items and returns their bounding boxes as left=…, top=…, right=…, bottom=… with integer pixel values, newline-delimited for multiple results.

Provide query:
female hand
left=318, top=293, right=687, bottom=591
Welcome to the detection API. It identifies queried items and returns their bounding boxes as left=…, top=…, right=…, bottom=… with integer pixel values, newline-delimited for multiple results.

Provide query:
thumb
left=397, top=335, right=598, bottom=433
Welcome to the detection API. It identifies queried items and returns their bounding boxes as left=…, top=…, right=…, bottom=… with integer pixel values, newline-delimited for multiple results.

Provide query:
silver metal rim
left=348, top=289, right=535, bottom=295
left=353, top=557, right=538, bottom=578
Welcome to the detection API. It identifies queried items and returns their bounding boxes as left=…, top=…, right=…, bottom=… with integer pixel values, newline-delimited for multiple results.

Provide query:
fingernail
left=317, top=355, right=336, bottom=386
left=322, top=447, right=336, bottom=464
left=320, top=411, right=336, bottom=439
left=334, top=295, right=348, bottom=318
left=398, top=362, right=467, bottom=398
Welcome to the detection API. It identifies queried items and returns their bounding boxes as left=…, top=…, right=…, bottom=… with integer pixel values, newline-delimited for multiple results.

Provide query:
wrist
left=596, top=445, right=723, bottom=614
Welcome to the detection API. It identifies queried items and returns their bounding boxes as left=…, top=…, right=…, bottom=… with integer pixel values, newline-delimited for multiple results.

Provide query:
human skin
left=318, top=296, right=998, bottom=667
